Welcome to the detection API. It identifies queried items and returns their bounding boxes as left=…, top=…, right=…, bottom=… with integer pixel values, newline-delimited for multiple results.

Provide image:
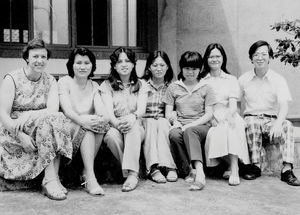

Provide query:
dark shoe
left=281, top=170, right=300, bottom=186
left=242, top=165, right=261, bottom=180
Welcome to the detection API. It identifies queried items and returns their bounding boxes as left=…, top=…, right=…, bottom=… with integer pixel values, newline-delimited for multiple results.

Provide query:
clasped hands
left=79, top=114, right=107, bottom=133
left=114, top=114, right=136, bottom=134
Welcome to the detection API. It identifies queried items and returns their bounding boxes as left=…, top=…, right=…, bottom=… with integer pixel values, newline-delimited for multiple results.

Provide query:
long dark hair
left=203, top=43, right=229, bottom=74
left=178, top=51, right=204, bottom=81
left=142, top=50, right=173, bottom=83
left=107, top=47, right=140, bottom=93
left=66, top=47, right=96, bottom=79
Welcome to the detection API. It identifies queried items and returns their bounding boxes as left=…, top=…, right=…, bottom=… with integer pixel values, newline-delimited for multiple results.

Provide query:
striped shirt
left=143, top=80, right=169, bottom=119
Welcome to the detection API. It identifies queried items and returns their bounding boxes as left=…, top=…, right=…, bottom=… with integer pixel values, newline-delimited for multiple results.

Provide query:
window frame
left=0, top=0, right=158, bottom=59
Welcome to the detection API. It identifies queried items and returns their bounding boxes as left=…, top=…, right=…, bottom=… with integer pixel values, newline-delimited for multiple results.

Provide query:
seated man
left=238, top=40, right=300, bottom=186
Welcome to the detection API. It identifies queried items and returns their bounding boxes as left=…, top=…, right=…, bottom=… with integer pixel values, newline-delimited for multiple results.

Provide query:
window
left=0, top=0, right=157, bottom=58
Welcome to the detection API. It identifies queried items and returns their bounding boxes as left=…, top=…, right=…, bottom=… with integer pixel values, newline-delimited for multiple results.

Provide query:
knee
left=169, top=129, right=182, bottom=143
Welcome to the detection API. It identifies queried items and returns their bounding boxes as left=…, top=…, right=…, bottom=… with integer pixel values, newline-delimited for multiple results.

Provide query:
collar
left=203, top=70, right=228, bottom=80
left=147, top=79, right=168, bottom=89
left=250, top=68, right=274, bottom=81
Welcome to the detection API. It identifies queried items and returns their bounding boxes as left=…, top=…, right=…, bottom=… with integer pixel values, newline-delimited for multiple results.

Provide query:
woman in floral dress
left=0, top=38, right=80, bottom=200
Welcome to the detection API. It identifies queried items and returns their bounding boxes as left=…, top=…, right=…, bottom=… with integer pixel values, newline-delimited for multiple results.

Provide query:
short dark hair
left=203, top=43, right=229, bottom=74
left=66, top=47, right=96, bottom=79
left=142, top=50, right=174, bottom=83
left=107, top=47, right=140, bottom=93
left=249, top=40, right=274, bottom=60
left=178, top=51, right=203, bottom=81
left=22, top=38, right=51, bottom=62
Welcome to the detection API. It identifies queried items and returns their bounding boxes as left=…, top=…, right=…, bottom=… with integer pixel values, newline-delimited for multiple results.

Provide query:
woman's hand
left=170, top=120, right=182, bottom=130
left=79, top=114, right=102, bottom=131
left=117, top=114, right=136, bottom=133
left=13, top=112, right=32, bottom=135
left=18, top=132, right=37, bottom=153
left=168, top=111, right=177, bottom=124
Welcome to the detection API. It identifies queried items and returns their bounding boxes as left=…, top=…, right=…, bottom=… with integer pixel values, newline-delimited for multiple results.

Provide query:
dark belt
left=244, top=114, right=277, bottom=119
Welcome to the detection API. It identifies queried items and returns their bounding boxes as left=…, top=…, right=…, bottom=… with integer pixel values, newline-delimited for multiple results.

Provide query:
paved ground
left=0, top=169, right=300, bottom=215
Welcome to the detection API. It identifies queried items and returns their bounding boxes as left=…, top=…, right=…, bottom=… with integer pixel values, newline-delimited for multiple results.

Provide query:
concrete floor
left=0, top=169, right=300, bottom=215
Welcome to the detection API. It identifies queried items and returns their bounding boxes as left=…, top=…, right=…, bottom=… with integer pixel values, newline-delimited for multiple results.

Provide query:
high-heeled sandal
left=81, top=175, right=105, bottom=196
left=41, top=177, right=67, bottom=201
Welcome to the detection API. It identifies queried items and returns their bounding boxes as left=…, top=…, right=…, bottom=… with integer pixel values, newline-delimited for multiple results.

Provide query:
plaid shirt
left=143, top=80, right=169, bottom=119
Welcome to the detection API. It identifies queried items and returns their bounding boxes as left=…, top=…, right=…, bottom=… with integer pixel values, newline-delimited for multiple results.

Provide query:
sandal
left=166, top=170, right=178, bottom=182
left=81, top=175, right=105, bottom=196
left=42, top=177, right=67, bottom=201
left=185, top=169, right=196, bottom=183
left=122, top=173, right=139, bottom=192
left=229, top=175, right=240, bottom=186
left=223, top=170, right=231, bottom=180
left=189, top=180, right=206, bottom=191
left=150, top=169, right=166, bottom=183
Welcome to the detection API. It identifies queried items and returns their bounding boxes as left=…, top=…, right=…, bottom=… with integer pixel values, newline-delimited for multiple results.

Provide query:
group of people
left=0, top=38, right=299, bottom=201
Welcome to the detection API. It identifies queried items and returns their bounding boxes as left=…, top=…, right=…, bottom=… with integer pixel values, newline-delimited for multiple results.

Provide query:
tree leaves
left=271, top=20, right=300, bottom=67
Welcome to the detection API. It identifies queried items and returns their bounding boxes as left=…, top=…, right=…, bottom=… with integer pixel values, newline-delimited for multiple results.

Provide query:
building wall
left=1, top=0, right=299, bottom=115
left=0, top=58, right=146, bottom=84
left=159, top=0, right=300, bottom=116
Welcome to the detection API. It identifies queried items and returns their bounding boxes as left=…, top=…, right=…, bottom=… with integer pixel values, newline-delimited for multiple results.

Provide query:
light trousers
left=142, top=118, right=176, bottom=173
left=104, top=120, right=145, bottom=177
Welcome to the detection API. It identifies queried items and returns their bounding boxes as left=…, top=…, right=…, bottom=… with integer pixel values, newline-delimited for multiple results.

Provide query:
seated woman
left=0, top=38, right=76, bottom=201
left=58, top=47, right=110, bottom=195
left=100, top=47, right=149, bottom=192
left=141, top=51, right=177, bottom=183
left=202, top=43, right=250, bottom=186
left=164, top=51, right=216, bottom=191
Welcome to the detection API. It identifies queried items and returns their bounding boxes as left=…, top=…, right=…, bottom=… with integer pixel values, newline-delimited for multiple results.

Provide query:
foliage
left=271, top=20, right=300, bottom=67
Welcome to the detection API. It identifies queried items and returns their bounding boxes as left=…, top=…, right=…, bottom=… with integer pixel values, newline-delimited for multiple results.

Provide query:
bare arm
left=0, top=76, right=17, bottom=133
left=182, top=105, right=213, bottom=130
left=94, top=92, right=110, bottom=121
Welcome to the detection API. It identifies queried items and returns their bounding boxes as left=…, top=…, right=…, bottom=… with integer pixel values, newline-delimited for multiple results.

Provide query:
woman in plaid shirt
left=142, top=51, right=178, bottom=183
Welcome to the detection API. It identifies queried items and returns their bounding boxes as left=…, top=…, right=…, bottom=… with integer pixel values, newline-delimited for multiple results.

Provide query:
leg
left=42, top=157, right=66, bottom=200
left=278, top=120, right=300, bottom=186
left=95, top=133, right=104, bottom=158
left=156, top=118, right=177, bottom=170
left=142, top=118, right=159, bottom=173
left=228, top=154, right=240, bottom=186
left=80, top=131, right=104, bottom=195
left=169, top=128, right=190, bottom=178
left=122, top=121, right=145, bottom=191
left=184, top=125, right=209, bottom=190
left=104, top=127, right=124, bottom=164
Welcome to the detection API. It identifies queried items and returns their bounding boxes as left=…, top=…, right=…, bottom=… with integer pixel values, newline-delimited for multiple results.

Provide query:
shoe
left=122, top=173, right=139, bottom=192
left=81, top=175, right=105, bottom=196
left=242, top=165, right=261, bottom=180
left=42, top=177, right=67, bottom=201
left=229, top=175, right=240, bottom=186
left=150, top=169, right=166, bottom=183
left=281, top=170, right=300, bottom=186
left=166, top=170, right=178, bottom=182
left=189, top=180, right=206, bottom=191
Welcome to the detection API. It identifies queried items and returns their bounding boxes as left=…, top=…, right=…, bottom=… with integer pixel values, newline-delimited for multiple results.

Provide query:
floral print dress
left=0, top=69, right=84, bottom=180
